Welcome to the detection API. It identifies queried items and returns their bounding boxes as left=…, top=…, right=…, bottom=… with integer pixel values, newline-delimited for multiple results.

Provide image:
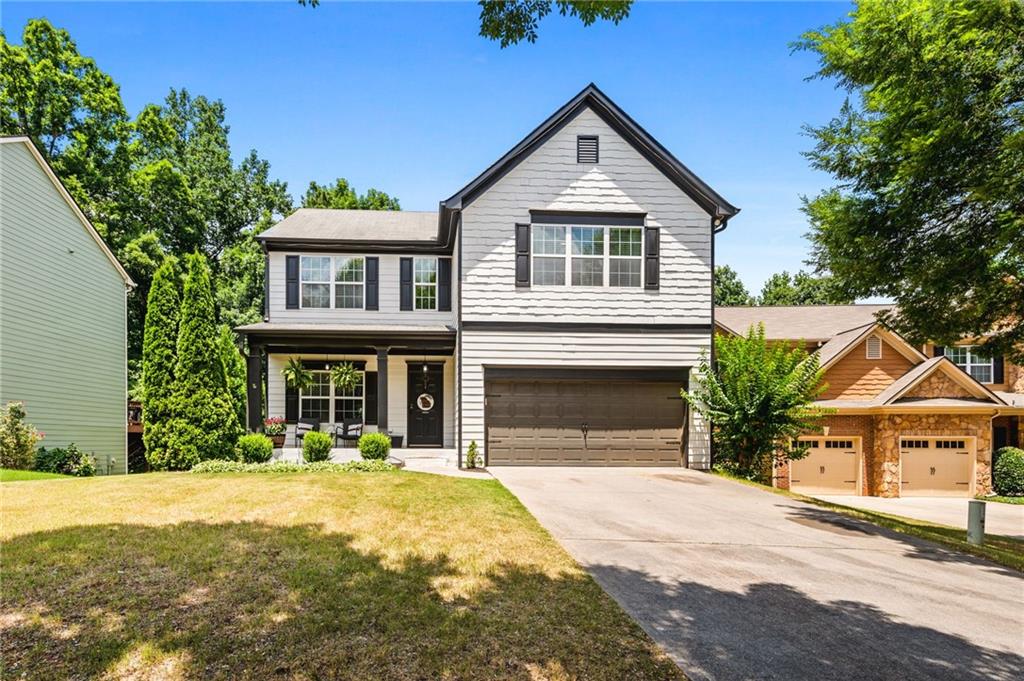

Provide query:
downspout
left=455, top=209, right=464, bottom=469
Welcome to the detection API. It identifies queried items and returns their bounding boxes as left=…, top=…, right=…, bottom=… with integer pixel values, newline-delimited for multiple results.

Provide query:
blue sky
left=3, top=1, right=855, bottom=296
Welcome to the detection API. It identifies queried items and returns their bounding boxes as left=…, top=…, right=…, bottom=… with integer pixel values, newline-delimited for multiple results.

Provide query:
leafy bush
left=191, top=459, right=394, bottom=474
left=465, top=440, right=480, bottom=469
left=302, top=431, right=333, bottom=463
left=236, top=433, right=274, bottom=463
left=0, top=401, right=43, bottom=470
left=34, top=443, right=96, bottom=477
left=142, top=259, right=180, bottom=469
left=994, top=447, right=1024, bottom=496
left=358, top=432, right=392, bottom=460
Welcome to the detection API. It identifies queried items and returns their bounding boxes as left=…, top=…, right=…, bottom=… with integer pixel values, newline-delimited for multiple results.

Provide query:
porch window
left=334, top=374, right=365, bottom=422
left=300, top=370, right=366, bottom=423
left=414, top=258, right=437, bottom=310
left=300, top=256, right=332, bottom=308
left=300, top=371, right=331, bottom=421
left=943, top=346, right=993, bottom=383
left=333, top=257, right=364, bottom=309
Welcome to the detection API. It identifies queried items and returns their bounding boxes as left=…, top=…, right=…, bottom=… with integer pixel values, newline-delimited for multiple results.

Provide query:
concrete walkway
left=814, top=495, right=1024, bottom=539
left=492, top=466, right=1024, bottom=681
left=271, top=447, right=487, bottom=478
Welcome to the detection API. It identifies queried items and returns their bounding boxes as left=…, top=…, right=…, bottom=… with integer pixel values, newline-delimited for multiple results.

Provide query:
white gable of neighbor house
left=459, top=106, right=713, bottom=325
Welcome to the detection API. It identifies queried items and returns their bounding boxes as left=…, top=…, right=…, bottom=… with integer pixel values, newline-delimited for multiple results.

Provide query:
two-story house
left=237, top=84, right=738, bottom=467
left=716, top=306, right=1024, bottom=497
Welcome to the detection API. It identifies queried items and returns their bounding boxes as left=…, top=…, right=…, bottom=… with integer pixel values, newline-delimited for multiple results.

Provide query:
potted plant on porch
left=263, top=417, right=286, bottom=448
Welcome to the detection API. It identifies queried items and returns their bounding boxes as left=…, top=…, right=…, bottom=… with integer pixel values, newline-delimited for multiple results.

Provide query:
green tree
left=757, top=270, right=852, bottom=306
left=163, top=254, right=240, bottom=469
left=301, top=178, right=400, bottom=211
left=298, top=0, right=632, bottom=48
left=684, top=324, right=829, bottom=481
left=714, top=265, right=754, bottom=306
left=797, top=0, right=1024, bottom=362
left=141, top=260, right=181, bottom=468
left=215, top=233, right=266, bottom=329
left=218, top=324, right=247, bottom=431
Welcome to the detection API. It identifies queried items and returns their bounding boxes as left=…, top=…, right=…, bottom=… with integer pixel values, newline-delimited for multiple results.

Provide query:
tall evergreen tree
left=164, top=254, right=240, bottom=468
left=218, top=324, right=247, bottom=431
left=141, top=259, right=180, bottom=469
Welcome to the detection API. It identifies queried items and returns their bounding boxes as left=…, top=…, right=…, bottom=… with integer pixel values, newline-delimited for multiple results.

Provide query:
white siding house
left=238, top=84, right=736, bottom=468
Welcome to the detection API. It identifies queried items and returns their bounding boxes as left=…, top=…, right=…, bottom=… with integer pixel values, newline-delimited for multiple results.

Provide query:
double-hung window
left=333, top=257, right=364, bottom=309
left=300, top=256, right=332, bottom=308
left=300, top=370, right=365, bottom=423
left=943, top=346, right=993, bottom=383
left=299, top=371, right=332, bottom=422
left=531, top=224, right=643, bottom=288
left=300, top=256, right=365, bottom=309
left=414, top=258, right=437, bottom=310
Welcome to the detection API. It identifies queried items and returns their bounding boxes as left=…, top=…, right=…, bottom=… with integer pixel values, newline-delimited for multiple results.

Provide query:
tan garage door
left=790, top=438, right=860, bottom=495
left=485, top=374, right=685, bottom=466
left=900, top=438, right=973, bottom=497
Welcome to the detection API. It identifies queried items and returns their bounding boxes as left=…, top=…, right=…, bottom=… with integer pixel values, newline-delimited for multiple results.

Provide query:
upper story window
left=943, top=345, right=993, bottom=383
left=414, top=257, right=437, bottom=310
left=300, top=256, right=364, bottom=309
left=531, top=224, right=643, bottom=288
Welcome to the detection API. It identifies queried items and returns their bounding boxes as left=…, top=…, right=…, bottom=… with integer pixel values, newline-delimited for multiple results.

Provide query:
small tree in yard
left=684, top=324, right=830, bottom=481
left=142, top=259, right=180, bottom=468
left=163, top=254, right=240, bottom=468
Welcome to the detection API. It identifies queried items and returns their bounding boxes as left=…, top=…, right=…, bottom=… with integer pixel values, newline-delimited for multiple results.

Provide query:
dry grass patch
left=1, top=471, right=683, bottom=680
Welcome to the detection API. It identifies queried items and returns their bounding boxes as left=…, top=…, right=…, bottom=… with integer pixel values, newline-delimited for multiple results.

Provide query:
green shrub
left=302, top=431, right=333, bottom=463
left=0, top=401, right=42, bottom=470
left=236, top=433, right=274, bottom=463
left=994, top=447, right=1024, bottom=496
left=34, top=443, right=96, bottom=477
left=191, top=459, right=394, bottom=474
left=465, top=440, right=480, bottom=469
left=142, top=259, right=180, bottom=469
left=358, top=432, right=392, bottom=460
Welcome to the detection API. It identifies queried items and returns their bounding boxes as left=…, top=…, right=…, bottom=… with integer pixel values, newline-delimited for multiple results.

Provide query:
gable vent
left=866, top=335, right=882, bottom=360
left=577, top=135, right=599, bottom=164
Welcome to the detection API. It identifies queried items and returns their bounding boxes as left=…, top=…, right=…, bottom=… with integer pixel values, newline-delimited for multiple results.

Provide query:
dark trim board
left=484, top=366, right=690, bottom=384
left=462, top=321, right=712, bottom=334
left=529, top=210, right=646, bottom=226
left=260, top=238, right=454, bottom=255
left=265, top=345, right=454, bottom=357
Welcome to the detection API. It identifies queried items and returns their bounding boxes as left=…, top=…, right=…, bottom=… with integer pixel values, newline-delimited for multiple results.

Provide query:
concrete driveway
left=491, top=467, right=1024, bottom=681
left=814, top=495, right=1024, bottom=539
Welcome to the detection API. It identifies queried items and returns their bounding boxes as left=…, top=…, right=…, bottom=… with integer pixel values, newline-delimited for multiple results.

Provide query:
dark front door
left=407, top=363, right=443, bottom=446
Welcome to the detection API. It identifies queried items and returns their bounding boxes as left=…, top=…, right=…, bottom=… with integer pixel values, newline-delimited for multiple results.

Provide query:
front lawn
left=1, top=471, right=683, bottom=680
left=0, top=468, right=70, bottom=482
left=981, top=495, right=1024, bottom=505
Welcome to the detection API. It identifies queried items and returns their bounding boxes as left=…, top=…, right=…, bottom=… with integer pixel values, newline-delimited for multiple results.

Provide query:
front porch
left=237, top=323, right=458, bottom=452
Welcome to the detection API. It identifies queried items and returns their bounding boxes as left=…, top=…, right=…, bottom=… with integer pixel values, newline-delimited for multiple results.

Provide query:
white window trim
left=298, top=255, right=366, bottom=310
left=299, top=369, right=366, bottom=423
left=944, top=345, right=994, bottom=384
left=413, top=257, right=438, bottom=311
left=530, top=223, right=643, bottom=289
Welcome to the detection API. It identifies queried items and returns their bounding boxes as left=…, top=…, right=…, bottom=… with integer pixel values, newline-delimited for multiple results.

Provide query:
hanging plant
left=330, top=362, right=361, bottom=392
left=281, top=357, right=314, bottom=392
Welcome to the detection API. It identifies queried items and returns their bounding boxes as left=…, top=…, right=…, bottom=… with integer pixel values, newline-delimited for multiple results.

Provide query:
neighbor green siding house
left=0, top=137, right=134, bottom=474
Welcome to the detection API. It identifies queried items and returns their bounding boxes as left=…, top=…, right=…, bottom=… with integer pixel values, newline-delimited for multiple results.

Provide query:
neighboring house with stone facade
left=715, top=306, right=1024, bottom=498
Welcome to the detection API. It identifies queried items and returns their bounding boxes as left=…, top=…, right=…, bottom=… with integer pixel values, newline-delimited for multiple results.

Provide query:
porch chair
left=294, top=418, right=319, bottom=447
left=334, top=419, right=363, bottom=448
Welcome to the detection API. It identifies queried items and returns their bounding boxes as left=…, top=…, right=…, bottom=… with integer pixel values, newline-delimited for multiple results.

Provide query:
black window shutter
left=933, top=345, right=945, bottom=358
left=644, top=226, right=659, bottom=290
left=285, top=383, right=298, bottom=423
left=364, top=371, right=378, bottom=425
left=993, top=355, right=1004, bottom=384
left=365, top=257, right=379, bottom=310
left=515, top=223, right=530, bottom=287
left=285, top=255, right=300, bottom=309
left=438, top=257, right=452, bottom=311
left=399, top=257, right=413, bottom=311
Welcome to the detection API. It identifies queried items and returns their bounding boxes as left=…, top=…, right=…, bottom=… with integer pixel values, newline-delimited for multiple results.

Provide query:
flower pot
left=268, top=433, right=286, bottom=448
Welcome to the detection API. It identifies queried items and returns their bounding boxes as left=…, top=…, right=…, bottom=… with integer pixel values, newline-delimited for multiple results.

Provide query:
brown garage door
left=485, top=372, right=686, bottom=466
